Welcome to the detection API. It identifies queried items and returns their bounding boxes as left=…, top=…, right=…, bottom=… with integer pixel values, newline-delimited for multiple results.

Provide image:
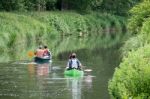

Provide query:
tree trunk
left=61, top=0, right=68, bottom=10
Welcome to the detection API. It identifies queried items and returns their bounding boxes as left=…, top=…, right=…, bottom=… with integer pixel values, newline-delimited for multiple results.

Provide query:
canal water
left=0, top=44, right=121, bottom=99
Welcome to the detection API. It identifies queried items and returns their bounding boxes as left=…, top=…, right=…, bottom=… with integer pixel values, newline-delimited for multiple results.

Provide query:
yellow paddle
left=27, top=51, right=35, bottom=58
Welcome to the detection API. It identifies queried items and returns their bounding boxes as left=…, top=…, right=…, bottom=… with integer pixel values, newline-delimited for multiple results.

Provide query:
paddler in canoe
left=43, top=45, right=52, bottom=59
left=66, top=53, right=82, bottom=70
left=34, top=45, right=52, bottom=63
left=34, top=45, right=44, bottom=58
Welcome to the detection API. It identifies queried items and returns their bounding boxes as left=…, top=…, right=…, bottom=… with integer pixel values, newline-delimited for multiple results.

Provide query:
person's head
left=69, top=54, right=72, bottom=59
left=39, top=45, right=43, bottom=49
left=72, top=53, right=76, bottom=58
left=44, top=45, right=48, bottom=49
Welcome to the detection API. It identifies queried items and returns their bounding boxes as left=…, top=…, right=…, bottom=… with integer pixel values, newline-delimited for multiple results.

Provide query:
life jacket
left=43, top=49, right=49, bottom=56
left=69, top=58, right=80, bottom=69
left=43, top=49, right=50, bottom=56
left=36, top=49, right=44, bottom=58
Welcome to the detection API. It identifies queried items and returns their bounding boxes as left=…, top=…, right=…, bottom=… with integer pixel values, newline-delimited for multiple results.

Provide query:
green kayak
left=64, top=69, right=84, bottom=77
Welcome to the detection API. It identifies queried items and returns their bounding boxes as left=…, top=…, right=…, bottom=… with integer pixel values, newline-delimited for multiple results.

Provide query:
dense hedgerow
left=120, top=35, right=143, bottom=57
left=109, top=1, right=150, bottom=98
left=128, top=1, right=150, bottom=35
left=121, top=15, right=150, bottom=57
left=121, top=1, right=150, bottom=56
left=109, top=45, right=150, bottom=98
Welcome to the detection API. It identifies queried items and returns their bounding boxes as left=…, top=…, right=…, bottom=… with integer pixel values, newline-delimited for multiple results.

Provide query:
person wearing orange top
left=35, top=46, right=45, bottom=58
left=34, top=45, right=52, bottom=63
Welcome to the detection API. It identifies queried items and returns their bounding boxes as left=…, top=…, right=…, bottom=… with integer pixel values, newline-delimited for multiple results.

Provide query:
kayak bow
left=64, top=69, right=84, bottom=77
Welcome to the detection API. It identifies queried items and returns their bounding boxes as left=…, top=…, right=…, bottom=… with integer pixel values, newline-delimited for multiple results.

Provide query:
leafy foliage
left=0, top=0, right=57, bottom=11
left=140, top=18, right=150, bottom=44
left=99, top=0, right=141, bottom=15
left=109, top=0, right=150, bottom=98
left=128, top=1, right=150, bottom=34
left=121, top=35, right=144, bottom=57
left=121, top=1, right=150, bottom=56
left=109, top=45, right=150, bottom=98
left=0, top=0, right=141, bottom=15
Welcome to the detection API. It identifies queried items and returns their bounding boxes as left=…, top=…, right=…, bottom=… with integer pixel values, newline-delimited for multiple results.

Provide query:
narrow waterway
left=0, top=44, right=121, bottom=99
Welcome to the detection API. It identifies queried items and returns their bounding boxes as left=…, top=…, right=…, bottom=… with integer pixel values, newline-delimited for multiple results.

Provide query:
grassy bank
left=0, top=11, right=126, bottom=62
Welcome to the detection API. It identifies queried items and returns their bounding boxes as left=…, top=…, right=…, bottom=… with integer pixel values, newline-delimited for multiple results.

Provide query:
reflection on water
left=28, top=63, right=35, bottom=77
left=66, top=75, right=93, bottom=99
left=0, top=44, right=120, bottom=99
left=66, top=78, right=82, bottom=99
left=0, top=30, right=122, bottom=98
left=27, top=62, right=52, bottom=76
left=0, top=61, right=94, bottom=99
left=84, top=75, right=93, bottom=89
left=36, top=63, right=51, bottom=76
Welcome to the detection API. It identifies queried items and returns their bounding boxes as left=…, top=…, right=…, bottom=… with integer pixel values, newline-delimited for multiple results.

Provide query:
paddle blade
left=27, top=51, right=34, bottom=58
left=84, top=69, right=92, bottom=72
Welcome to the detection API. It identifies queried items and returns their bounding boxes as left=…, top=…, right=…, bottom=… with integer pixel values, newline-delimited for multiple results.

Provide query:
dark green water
left=0, top=44, right=121, bottom=99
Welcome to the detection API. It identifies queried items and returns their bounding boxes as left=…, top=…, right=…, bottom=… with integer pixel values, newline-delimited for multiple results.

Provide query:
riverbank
left=0, top=11, right=126, bottom=62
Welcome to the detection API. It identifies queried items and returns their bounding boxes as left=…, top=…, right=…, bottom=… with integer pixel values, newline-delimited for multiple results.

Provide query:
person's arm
left=49, top=50, right=52, bottom=56
left=47, top=50, right=52, bottom=59
left=34, top=49, right=38, bottom=56
left=34, top=52, right=37, bottom=55
left=66, top=60, right=70, bottom=69
left=77, top=59, right=83, bottom=69
left=79, top=62, right=83, bottom=69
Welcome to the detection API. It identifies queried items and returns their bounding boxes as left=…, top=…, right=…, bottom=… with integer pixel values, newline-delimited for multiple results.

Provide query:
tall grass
left=0, top=12, right=49, bottom=60
left=0, top=11, right=126, bottom=62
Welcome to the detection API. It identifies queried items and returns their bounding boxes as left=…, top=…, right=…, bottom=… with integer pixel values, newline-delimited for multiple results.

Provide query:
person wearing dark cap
left=66, top=53, right=82, bottom=70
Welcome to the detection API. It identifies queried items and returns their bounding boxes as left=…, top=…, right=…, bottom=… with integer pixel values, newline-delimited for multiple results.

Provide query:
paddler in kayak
left=66, top=53, right=82, bottom=70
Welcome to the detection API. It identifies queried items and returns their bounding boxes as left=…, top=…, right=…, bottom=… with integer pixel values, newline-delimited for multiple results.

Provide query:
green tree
left=128, top=0, right=150, bottom=34
left=0, top=0, right=24, bottom=11
left=100, top=0, right=141, bottom=15
left=46, top=0, right=57, bottom=10
left=67, top=0, right=102, bottom=12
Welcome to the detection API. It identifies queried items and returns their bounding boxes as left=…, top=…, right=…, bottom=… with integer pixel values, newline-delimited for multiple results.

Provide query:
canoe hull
left=64, top=69, right=84, bottom=77
left=34, top=57, right=50, bottom=64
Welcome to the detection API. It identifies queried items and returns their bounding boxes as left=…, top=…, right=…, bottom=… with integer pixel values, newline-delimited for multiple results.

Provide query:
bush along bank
left=108, top=45, right=150, bottom=98
left=108, top=1, right=150, bottom=98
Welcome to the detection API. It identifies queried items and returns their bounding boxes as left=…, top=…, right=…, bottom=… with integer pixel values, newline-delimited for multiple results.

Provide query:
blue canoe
left=34, top=57, right=51, bottom=64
